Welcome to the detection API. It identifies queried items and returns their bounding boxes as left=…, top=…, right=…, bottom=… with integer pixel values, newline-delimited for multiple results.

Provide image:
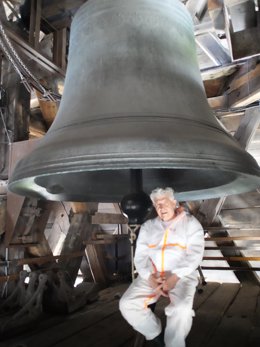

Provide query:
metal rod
left=130, top=169, right=143, bottom=193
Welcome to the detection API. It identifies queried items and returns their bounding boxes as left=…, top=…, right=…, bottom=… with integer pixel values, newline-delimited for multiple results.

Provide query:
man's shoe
left=152, top=331, right=165, bottom=347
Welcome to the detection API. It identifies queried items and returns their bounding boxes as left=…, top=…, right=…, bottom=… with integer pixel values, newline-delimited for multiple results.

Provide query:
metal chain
left=0, top=19, right=58, bottom=101
left=0, top=36, right=32, bottom=93
left=0, top=21, right=40, bottom=84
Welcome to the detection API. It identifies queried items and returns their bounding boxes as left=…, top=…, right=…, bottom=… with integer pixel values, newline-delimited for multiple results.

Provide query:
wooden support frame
left=4, top=25, right=65, bottom=76
left=205, top=235, right=260, bottom=241
left=57, top=204, right=108, bottom=287
left=207, top=60, right=260, bottom=110
left=0, top=250, right=85, bottom=267
left=207, top=0, right=225, bottom=32
left=57, top=212, right=92, bottom=284
left=53, top=28, right=67, bottom=70
left=29, top=0, right=42, bottom=50
left=223, top=0, right=260, bottom=60
left=227, top=60, right=260, bottom=108
left=91, top=212, right=128, bottom=225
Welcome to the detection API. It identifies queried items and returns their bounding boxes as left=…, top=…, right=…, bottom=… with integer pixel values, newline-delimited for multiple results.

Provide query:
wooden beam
left=58, top=212, right=92, bottom=284
left=83, top=233, right=129, bottom=245
left=35, top=90, right=59, bottom=128
left=6, top=197, right=38, bottom=247
left=0, top=273, right=19, bottom=283
left=205, top=236, right=260, bottom=241
left=207, top=95, right=228, bottom=109
left=29, top=0, right=36, bottom=46
left=205, top=226, right=260, bottom=231
left=220, top=206, right=260, bottom=227
left=196, top=196, right=226, bottom=226
left=92, top=213, right=128, bottom=225
left=26, top=200, right=55, bottom=260
left=53, top=28, right=67, bottom=70
left=196, top=33, right=230, bottom=66
left=42, top=0, right=85, bottom=18
left=205, top=60, right=260, bottom=110
left=205, top=246, right=260, bottom=250
left=6, top=199, right=56, bottom=273
left=3, top=25, right=65, bottom=76
left=207, top=0, right=225, bottom=32
left=233, top=106, right=260, bottom=149
left=85, top=244, right=108, bottom=286
left=8, top=243, right=39, bottom=247
left=70, top=202, right=98, bottom=214
left=48, top=17, right=72, bottom=31
left=204, top=77, right=227, bottom=98
left=231, top=27, right=260, bottom=61
left=201, top=266, right=260, bottom=271
left=203, top=256, right=260, bottom=261
left=186, top=0, right=208, bottom=21
left=29, top=0, right=42, bottom=50
left=57, top=204, right=108, bottom=287
left=0, top=196, right=6, bottom=237
left=29, top=111, right=47, bottom=138
left=227, top=60, right=260, bottom=107
left=0, top=251, right=85, bottom=266
left=5, top=139, right=39, bottom=246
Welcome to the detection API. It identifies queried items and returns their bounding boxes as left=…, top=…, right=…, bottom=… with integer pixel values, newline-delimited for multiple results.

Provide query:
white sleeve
left=134, top=223, right=152, bottom=281
left=174, top=216, right=205, bottom=278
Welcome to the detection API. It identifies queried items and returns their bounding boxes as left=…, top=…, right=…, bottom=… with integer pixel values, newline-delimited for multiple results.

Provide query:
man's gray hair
left=150, top=187, right=175, bottom=204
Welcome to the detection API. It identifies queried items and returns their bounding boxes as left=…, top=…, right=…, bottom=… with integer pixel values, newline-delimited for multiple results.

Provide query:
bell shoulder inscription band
left=8, top=0, right=260, bottom=202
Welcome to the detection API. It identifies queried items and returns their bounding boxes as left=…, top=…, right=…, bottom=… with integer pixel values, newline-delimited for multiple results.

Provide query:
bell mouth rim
left=8, top=167, right=260, bottom=203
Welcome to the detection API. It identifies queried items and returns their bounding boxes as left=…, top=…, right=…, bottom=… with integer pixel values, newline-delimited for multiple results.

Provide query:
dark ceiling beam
left=45, top=17, right=71, bottom=31
left=41, top=0, right=86, bottom=18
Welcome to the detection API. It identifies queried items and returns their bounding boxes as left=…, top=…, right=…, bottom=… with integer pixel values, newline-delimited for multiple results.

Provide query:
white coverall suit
left=119, top=211, right=205, bottom=347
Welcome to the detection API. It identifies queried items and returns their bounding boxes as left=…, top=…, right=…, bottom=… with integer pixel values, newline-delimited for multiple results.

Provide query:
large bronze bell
left=8, top=0, right=260, bottom=202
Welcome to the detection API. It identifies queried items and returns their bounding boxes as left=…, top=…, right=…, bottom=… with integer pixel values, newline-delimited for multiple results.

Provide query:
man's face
left=154, top=197, right=177, bottom=221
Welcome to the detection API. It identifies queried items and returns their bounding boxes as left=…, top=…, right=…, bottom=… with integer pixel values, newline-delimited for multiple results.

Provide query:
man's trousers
left=119, top=274, right=198, bottom=347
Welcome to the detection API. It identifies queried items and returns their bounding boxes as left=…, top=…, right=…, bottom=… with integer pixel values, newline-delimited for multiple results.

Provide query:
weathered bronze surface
left=8, top=0, right=260, bottom=202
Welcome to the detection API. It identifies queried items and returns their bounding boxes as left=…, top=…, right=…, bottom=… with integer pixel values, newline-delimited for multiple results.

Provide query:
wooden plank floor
left=1, top=281, right=260, bottom=347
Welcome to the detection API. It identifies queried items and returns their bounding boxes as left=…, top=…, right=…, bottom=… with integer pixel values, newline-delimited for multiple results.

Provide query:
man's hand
left=162, top=273, right=179, bottom=292
left=148, top=274, right=168, bottom=297
left=148, top=273, right=164, bottom=288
